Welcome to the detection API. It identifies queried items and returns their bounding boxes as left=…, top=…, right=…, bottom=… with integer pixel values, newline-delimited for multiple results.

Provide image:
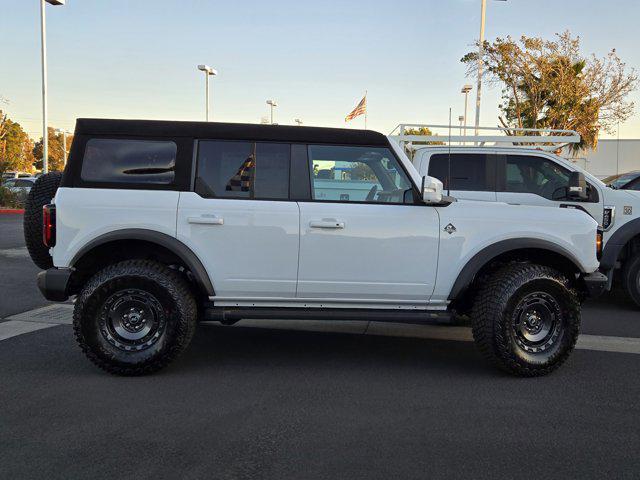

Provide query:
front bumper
left=581, top=271, right=608, bottom=298
left=37, top=268, right=72, bottom=302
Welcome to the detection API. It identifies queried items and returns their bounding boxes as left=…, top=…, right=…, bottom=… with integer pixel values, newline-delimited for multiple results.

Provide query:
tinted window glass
left=428, top=153, right=490, bottom=191
left=195, top=141, right=290, bottom=200
left=627, top=178, right=640, bottom=191
left=81, top=139, right=176, bottom=184
left=15, top=179, right=33, bottom=187
left=504, top=155, right=570, bottom=200
left=308, top=145, right=413, bottom=203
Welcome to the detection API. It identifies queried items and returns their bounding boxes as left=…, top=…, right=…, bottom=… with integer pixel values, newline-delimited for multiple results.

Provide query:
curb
left=0, top=209, right=25, bottom=215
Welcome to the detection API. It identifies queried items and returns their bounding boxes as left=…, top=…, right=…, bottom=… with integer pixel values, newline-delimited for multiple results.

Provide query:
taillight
left=596, top=229, right=603, bottom=260
left=42, top=204, right=56, bottom=247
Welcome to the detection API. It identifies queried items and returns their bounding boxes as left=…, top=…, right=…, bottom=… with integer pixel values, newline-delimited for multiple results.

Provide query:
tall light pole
left=474, top=0, right=506, bottom=135
left=40, top=0, right=65, bottom=174
left=461, top=84, right=472, bottom=136
left=294, top=118, right=303, bottom=126
left=474, top=0, right=487, bottom=136
left=197, top=64, right=218, bottom=121
left=266, top=100, right=278, bottom=124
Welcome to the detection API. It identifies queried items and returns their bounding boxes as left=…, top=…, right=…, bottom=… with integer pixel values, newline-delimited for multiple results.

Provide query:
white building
left=566, top=139, right=640, bottom=179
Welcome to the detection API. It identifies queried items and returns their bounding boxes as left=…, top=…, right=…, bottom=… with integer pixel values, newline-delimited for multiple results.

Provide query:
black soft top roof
left=74, top=118, right=389, bottom=146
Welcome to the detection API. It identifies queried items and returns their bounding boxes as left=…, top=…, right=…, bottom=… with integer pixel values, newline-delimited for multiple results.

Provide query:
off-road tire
left=23, top=172, right=62, bottom=269
left=73, top=260, right=197, bottom=376
left=471, top=263, right=580, bottom=377
left=622, top=254, right=640, bottom=308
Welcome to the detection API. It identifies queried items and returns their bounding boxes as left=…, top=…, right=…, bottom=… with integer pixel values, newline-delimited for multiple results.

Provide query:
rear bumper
left=581, top=271, right=608, bottom=298
left=37, top=268, right=72, bottom=302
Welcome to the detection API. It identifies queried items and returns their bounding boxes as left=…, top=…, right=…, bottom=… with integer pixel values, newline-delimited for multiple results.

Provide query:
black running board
left=203, top=307, right=452, bottom=326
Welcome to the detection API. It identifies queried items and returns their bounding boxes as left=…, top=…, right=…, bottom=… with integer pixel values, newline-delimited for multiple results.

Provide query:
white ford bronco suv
left=24, top=119, right=606, bottom=376
left=393, top=124, right=640, bottom=307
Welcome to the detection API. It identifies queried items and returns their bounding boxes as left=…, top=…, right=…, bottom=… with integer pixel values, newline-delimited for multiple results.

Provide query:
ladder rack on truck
left=388, top=124, right=581, bottom=157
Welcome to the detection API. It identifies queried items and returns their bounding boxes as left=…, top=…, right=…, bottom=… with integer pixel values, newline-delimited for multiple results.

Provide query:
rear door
left=426, top=152, right=497, bottom=201
left=177, top=140, right=300, bottom=299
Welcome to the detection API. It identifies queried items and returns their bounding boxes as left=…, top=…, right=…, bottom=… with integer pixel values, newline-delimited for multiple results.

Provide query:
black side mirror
left=568, top=172, right=588, bottom=200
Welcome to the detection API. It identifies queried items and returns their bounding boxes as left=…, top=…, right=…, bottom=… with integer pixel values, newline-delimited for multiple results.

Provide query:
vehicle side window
left=504, top=155, right=571, bottom=200
left=15, top=180, right=32, bottom=187
left=195, top=141, right=290, bottom=200
left=81, top=139, right=177, bottom=184
left=625, top=176, right=640, bottom=191
left=428, top=154, right=491, bottom=191
left=308, top=145, right=413, bottom=203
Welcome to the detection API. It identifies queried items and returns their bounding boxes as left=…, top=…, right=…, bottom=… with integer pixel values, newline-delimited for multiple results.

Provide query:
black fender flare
left=448, top=238, right=584, bottom=300
left=600, top=218, right=640, bottom=271
left=70, top=229, right=215, bottom=296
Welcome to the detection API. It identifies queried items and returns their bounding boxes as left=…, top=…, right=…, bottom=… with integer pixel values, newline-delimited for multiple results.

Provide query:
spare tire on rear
left=24, top=172, right=62, bottom=269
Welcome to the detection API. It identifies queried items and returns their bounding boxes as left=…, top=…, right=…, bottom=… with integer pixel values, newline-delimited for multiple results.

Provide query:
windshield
left=603, top=171, right=640, bottom=189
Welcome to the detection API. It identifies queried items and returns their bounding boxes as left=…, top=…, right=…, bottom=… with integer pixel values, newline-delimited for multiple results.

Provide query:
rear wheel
left=73, top=260, right=197, bottom=375
left=23, top=172, right=62, bottom=269
left=471, top=263, right=580, bottom=377
left=622, top=254, right=640, bottom=308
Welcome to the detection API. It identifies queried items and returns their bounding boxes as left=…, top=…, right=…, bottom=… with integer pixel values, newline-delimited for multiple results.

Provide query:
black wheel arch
left=600, top=218, right=640, bottom=271
left=449, top=238, right=584, bottom=302
left=70, top=229, right=214, bottom=297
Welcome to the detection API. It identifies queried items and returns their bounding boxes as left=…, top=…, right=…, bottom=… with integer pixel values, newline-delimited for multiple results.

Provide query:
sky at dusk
left=1, top=0, right=639, bottom=140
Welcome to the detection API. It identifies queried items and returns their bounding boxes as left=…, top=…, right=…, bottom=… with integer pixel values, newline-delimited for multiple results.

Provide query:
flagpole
left=364, top=91, right=367, bottom=129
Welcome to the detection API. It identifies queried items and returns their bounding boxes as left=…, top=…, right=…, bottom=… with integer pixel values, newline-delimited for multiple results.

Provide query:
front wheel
left=73, top=260, right=197, bottom=375
left=471, top=264, right=580, bottom=377
left=622, top=254, right=640, bottom=308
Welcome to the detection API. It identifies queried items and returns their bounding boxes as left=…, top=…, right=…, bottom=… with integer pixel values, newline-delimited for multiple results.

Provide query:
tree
left=0, top=112, right=35, bottom=174
left=402, top=126, right=445, bottom=149
left=461, top=31, right=638, bottom=152
left=33, top=127, right=74, bottom=172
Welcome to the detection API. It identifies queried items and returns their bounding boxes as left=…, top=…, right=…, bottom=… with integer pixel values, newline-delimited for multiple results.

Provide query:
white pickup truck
left=24, top=119, right=605, bottom=377
left=393, top=124, right=640, bottom=308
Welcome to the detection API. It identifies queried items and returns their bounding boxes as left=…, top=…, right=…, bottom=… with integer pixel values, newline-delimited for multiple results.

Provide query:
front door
left=297, top=144, right=440, bottom=307
left=495, top=153, right=604, bottom=223
left=177, top=140, right=299, bottom=299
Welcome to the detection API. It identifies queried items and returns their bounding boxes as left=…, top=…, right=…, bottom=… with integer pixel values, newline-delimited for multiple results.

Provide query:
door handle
left=309, top=219, right=345, bottom=229
left=188, top=215, right=224, bottom=225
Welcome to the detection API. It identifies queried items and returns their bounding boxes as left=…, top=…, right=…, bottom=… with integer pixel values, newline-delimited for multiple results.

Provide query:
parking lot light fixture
left=40, top=0, right=66, bottom=174
left=461, top=84, right=472, bottom=137
left=266, top=100, right=278, bottom=124
left=197, top=64, right=218, bottom=121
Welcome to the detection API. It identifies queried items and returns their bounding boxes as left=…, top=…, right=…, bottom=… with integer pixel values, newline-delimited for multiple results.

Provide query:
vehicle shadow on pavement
left=174, top=324, right=499, bottom=378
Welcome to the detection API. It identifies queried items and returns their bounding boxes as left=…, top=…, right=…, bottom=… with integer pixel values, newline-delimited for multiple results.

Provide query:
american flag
left=345, top=94, right=367, bottom=122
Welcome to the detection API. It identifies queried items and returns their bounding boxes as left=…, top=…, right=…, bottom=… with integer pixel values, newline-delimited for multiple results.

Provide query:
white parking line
left=0, top=247, right=30, bottom=259
left=0, top=320, right=56, bottom=341
left=2, top=306, right=640, bottom=356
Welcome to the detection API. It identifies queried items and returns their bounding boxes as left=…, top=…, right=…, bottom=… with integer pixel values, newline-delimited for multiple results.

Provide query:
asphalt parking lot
left=1, top=213, right=639, bottom=479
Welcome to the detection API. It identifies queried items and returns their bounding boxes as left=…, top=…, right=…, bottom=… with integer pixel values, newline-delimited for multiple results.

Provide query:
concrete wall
left=566, top=139, right=640, bottom=179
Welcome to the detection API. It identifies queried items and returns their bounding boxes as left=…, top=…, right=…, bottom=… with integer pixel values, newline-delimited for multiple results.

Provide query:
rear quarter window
left=80, top=139, right=177, bottom=185
left=428, top=153, right=492, bottom=191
